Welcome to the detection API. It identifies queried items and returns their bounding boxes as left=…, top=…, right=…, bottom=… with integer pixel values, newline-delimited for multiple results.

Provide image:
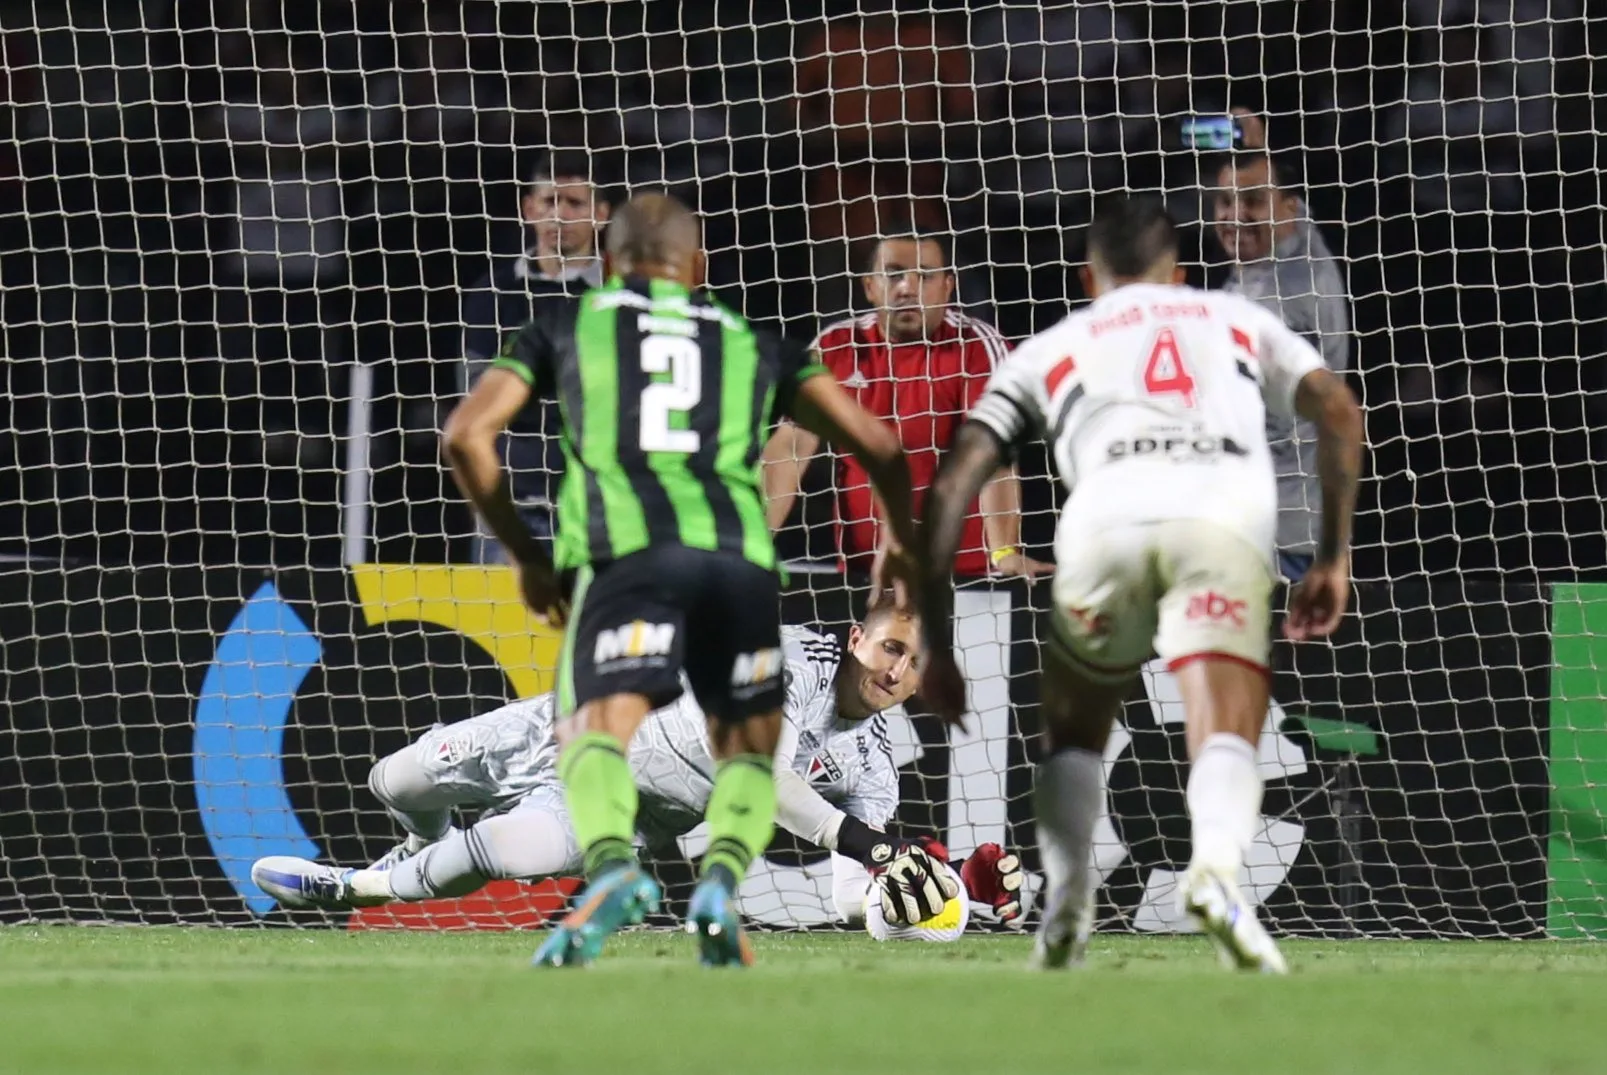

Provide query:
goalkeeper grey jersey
left=428, top=627, right=900, bottom=845
left=630, top=626, right=901, bottom=844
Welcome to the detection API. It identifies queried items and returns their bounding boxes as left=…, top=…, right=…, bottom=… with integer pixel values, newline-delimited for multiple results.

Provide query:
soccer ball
left=864, top=869, right=969, bottom=943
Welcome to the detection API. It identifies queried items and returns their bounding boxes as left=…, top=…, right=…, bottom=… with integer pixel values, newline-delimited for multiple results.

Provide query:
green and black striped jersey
left=492, top=274, right=826, bottom=573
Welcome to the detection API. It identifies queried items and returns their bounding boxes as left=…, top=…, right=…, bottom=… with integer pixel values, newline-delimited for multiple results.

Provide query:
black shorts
left=556, top=546, right=785, bottom=721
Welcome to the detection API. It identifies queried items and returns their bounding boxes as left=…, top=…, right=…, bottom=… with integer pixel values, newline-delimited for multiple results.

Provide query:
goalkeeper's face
left=846, top=611, right=923, bottom=713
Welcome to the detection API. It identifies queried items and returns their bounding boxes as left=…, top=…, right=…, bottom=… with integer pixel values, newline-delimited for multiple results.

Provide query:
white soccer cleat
left=251, top=856, right=389, bottom=911
left=1027, top=885, right=1092, bottom=970
left=1179, top=867, right=1288, bottom=975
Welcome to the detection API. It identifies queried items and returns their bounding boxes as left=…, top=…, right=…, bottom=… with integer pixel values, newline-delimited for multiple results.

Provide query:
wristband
left=990, top=546, right=1019, bottom=567
left=837, top=814, right=899, bottom=868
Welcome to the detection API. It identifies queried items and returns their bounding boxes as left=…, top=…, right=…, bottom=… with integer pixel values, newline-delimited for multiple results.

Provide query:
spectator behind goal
left=763, top=229, right=1049, bottom=579
left=1211, top=112, right=1351, bottom=580
left=459, top=153, right=615, bottom=562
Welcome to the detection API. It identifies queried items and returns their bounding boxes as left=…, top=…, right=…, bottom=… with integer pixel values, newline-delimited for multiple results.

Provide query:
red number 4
left=1142, top=328, right=1196, bottom=406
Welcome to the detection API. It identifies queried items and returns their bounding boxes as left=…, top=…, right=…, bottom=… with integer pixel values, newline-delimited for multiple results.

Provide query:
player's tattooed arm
left=1287, top=367, right=1363, bottom=641
left=917, top=422, right=1006, bottom=725
left=1294, top=367, right=1363, bottom=565
left=791, top=373, right=917, bottom=558
left=442, top=368, right=545, bottom=568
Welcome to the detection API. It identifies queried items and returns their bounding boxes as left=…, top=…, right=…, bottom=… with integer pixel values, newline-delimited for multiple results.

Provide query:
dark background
left=0, top=0, right=1603, bottom=581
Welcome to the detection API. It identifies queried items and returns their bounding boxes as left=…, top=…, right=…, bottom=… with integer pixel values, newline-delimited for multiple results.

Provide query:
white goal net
left=1, top=0, right=1602, bottom=939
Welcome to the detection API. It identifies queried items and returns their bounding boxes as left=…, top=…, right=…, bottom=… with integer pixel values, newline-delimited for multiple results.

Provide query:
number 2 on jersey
left=640, top=334, right=701, bottom=454
left=1142, top=327, right=1196, bottom=407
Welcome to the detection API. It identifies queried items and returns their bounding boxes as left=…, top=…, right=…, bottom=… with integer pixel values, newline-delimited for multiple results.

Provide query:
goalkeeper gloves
left=838, top=815, right=1026, bottom=926
left=960, top=842, right=1025, bottom=925
left=876, top=840, right=961, bottom=925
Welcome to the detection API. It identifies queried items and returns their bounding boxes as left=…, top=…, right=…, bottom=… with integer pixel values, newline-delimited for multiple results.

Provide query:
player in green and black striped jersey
left=490, top=252, right=807, bottom=579
left=442, top=193, right=920, bottom=968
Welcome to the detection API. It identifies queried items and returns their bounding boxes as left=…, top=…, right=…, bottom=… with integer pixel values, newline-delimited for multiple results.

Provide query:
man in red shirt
left=764, top=231, right=1050, bottom=579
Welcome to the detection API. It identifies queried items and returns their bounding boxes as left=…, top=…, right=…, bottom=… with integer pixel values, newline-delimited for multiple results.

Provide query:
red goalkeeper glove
left=960, top=842, right=1024, bottom=925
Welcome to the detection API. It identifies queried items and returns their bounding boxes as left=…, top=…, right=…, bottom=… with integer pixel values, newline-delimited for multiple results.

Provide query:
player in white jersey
left=252, top=609, right=1024, bottom=938
left=918, top=195, right=1362, bottom=973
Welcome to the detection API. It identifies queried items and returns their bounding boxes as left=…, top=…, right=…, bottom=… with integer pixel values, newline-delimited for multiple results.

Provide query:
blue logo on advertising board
left=191, top=581, right=321, bottom=916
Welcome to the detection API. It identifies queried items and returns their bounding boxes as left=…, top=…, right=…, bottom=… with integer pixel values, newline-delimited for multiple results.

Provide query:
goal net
left=1, top=1, right=1602, bottom=939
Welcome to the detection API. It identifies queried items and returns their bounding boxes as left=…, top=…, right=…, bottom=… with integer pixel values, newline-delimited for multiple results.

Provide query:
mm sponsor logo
left=594, top=621, right=676, bottom=664
left=731, top=647, right=783, bottom=687
left=1185, top=591, right=1247, bottom=629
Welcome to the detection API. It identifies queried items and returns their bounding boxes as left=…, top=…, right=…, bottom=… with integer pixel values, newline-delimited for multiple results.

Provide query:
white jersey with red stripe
left=969, top=282, right=1325, bottom=560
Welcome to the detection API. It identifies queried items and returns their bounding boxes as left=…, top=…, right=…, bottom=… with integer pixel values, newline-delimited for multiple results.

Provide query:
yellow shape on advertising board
left=350, top=564, right=562, bottom=699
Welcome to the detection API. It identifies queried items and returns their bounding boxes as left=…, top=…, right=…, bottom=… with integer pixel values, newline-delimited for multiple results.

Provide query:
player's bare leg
left=1172, top=656, right=1287, bottom=975
left=683, top=710, right=783, bottom=967
left=533, top=692, right=662, bottom=968
left=1030, top=635, right=1134, bottom=970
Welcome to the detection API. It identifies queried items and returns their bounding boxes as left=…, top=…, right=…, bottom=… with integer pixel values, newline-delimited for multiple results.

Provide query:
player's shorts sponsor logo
left=594, top=621, right=676, bottom=667
left=807, top=752, right=843, bottom=785
left=1185, top=591, right=1248, bottom=629
left=731, top=647, right=783, bottom=687
left=1105, top=434, right=1249, bottom=462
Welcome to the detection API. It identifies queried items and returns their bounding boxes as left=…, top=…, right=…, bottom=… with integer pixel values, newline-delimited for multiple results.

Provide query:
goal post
left=0, top=1, right=1602, bottom=938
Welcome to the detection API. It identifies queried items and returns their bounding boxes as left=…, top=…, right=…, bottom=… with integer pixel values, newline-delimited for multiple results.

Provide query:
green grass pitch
left=4, top=927, right=1604, bottom=1075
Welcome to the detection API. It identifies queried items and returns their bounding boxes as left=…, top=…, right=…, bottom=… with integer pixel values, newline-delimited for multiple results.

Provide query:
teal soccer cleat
left=685, top=878, right=753, bottom=968
left=531, top=867, right=662, bottom=969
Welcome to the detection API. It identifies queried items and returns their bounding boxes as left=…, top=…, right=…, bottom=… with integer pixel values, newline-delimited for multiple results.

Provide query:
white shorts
left=1049, top=517, right=1274, bottom=681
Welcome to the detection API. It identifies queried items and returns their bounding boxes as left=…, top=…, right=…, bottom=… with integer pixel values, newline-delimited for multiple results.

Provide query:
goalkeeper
left=252, top=613, right=1024, bottom=938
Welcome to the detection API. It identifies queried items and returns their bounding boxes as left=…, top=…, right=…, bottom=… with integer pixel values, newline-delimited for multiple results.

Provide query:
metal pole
left=342, top=362, right=374, bottom=565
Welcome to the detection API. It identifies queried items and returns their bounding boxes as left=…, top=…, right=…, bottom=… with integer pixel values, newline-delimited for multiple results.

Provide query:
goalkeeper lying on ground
left=253, top=608, right=1023, bottom=939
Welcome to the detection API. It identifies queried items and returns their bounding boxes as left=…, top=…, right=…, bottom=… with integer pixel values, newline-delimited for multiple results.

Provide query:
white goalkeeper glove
left=877, top=843, right=962, bottom=925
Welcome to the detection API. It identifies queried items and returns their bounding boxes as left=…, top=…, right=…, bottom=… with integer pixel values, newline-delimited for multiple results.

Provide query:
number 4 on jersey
left=1142, top=328, right=1196, bottom=407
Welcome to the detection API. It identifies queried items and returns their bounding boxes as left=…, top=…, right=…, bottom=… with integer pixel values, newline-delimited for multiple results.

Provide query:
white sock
left=347, top=868, right=396, bottom=903
left=1187, top=733, right=1262, bottom=879
left=1033, top=748, right=1105, bottom=922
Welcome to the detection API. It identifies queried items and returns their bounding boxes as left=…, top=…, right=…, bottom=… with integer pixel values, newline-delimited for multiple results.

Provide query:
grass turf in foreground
left=1, top=927, right=1602, bottom=1075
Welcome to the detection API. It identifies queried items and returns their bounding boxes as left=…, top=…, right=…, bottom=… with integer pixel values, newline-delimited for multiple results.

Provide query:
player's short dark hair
left=1210, top=150, right=1305, bottom=200
left=1086, top=195, right=1179, bottom=278
left=858, top=228, right=952, bottom=276
left=525, top=151, right=617, bottom=207
left=605, top=191, right=700, bottom=265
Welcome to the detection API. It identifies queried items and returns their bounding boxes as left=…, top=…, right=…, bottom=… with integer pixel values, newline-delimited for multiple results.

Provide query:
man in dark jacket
left=461, top=152, right=615, bottom=561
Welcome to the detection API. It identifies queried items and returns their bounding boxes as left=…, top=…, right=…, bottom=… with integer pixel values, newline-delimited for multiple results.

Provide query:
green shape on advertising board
left=1549, top=583, right=1607, bottom=938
